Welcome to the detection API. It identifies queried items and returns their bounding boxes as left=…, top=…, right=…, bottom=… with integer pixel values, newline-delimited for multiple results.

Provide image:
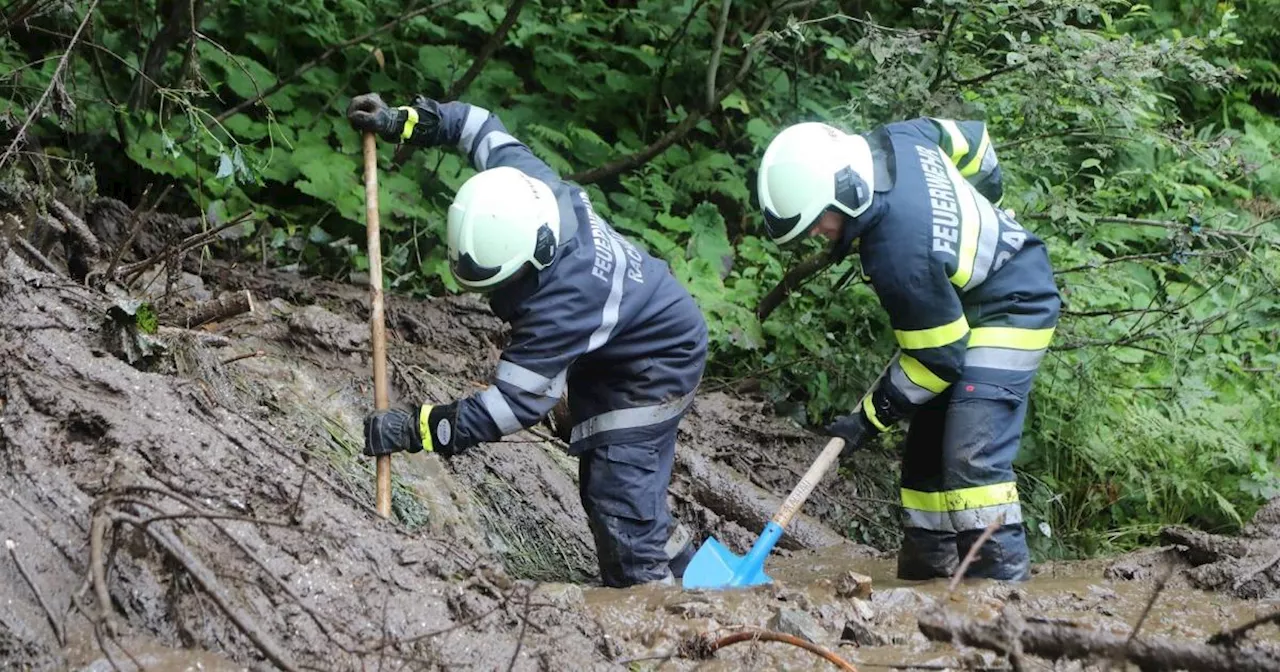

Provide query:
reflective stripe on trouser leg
left=577, top=422, right=681, bottom=587
left=898, top=390, right=960, bottom=580
left=940, top=367, right=1036, bottom=581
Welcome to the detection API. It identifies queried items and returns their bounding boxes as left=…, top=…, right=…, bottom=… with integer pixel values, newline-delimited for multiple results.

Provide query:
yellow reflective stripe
left=418, top=404, right=435, bottom=452
left=861, top=394, right=889, bottom=432
left=899, top=355, right=950, bottom=394
left=398, top=106, right=419, bottom=141
left=935, top=118, right=969, bottom=163
left=969, top=326, right=1056, bottom=350
left=949, top=174, right=981, bottom=287
left=894, top=314, right=969, bottom=350
left=960, top=128, right=991, bottom=177
left=900, top=482, right=1019, bottom=513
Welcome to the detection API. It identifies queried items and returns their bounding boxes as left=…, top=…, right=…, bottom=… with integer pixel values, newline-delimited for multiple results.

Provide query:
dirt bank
left=2, top=195, right=1279, bottom=671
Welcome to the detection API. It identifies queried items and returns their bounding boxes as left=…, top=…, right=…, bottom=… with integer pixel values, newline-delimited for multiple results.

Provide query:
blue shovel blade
left=681, top=522, right=784, bottom=590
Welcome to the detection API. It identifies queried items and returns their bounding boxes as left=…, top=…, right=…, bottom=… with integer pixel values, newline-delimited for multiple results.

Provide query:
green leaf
left=720, top=91, right=750, bottom=114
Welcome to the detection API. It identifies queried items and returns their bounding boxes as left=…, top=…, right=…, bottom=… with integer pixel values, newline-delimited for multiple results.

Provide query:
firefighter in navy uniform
left=755, top=118, right=1061, bottom=581
left=347, top=93, right=707, bottom=587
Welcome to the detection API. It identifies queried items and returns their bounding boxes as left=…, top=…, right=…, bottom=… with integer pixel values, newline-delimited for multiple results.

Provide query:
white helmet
left=757, top=122, right=875, bottom=245
left=446, top=166, right=560, bottom=292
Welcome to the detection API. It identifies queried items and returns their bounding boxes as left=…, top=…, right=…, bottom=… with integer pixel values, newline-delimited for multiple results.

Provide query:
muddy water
left=582, top=546, right=1280, bottom=670
left=62, top=624, right=248, bottom=671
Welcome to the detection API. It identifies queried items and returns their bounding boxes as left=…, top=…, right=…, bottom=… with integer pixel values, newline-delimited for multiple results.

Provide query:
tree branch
left=393, top=0, right=528, bottom=167
left=650, top=0, right=709, bottom=120
left=756, top=250, right=834, bottom=321
left=928, top=10, right=960, bottom=91
left=706, top=0, right=733, bottom=110
left=567, top=17, right=771, bottom=185
left=952, top=62, right=1025, bottom=86
left=0, top=0, right=99, bottom=172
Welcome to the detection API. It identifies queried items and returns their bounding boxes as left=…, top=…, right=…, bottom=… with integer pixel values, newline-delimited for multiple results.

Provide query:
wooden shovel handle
left=771, top=437, right=845, bottom=529
left=362, top=132, right=393, bottom=518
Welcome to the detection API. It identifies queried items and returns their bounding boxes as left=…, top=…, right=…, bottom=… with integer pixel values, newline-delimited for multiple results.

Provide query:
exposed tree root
left=684, top=628, right=859, bottom=671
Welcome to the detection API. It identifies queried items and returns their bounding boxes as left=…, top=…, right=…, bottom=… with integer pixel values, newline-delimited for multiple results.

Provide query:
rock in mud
left=769, top=608, right=827, bottom=644
left=835, top=569, right=874, bottom=599
left=841, top=618, right=889, bottom=647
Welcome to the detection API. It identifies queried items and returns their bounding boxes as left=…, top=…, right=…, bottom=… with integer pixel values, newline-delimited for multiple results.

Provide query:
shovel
left=361, top=132, right=393, bottom=518
left=682, top=436, right=845, bottom=590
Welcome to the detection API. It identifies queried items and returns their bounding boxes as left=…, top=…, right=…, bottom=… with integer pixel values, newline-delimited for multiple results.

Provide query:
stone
left=835, top=570, right=874, bottom=599
left=768, top=608, right=827, bottom=644
left=840, top=619, right=888, bottom=647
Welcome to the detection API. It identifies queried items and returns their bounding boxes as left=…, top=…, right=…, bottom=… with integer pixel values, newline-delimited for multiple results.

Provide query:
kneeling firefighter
left=756, top=118, right=1061, bottom=580
left=347, top=93, right=707, bottom=587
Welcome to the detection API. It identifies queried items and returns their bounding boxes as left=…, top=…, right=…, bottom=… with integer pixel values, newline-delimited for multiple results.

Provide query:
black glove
left=825, top=412, right=876, bottom=456
left=364, top=402, right=461, bottom=457
left=346, top=93, right=442, bottom=145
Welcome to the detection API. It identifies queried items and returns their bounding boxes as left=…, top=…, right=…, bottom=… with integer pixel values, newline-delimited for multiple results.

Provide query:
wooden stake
left=362, top=132, right=393, bottom=518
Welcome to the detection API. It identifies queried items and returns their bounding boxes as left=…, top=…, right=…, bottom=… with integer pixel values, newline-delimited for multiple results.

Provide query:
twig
left=505, top=583, right=537, bottom=671
left=0, top=0, right=100, bottom=171
left=89, top=509, right=115, bottom=635
left=6, top=539, right=65, bottom=645
left=112, top=511, right=300, bottom=671
left=946, top=515, right=1006, bottom=596
left=1209, top=609, right=1280, bottom=646
left=953, top=62, right=1025, bottom=86
left=200, top=0, right=463, bottom=133
left=698, top=629, right=858, bottom=670
left=1102, top=564, right=1172, bottom=671
left=928, top=11, right=960, bottom=91
left=566, top=11, right=773, bottom=185
left=118, top=210, right=253, bottom=284
left=220, top=349, right=266, bottom=365
left=52, top=199, right=101, bottom=258
left=706, top=0, right=733, bottom=110
left=105, top=184, right=173, bottom=282
left=13, top=236, right=62, bottom=274
left=756, top=250, right=836, bottom=321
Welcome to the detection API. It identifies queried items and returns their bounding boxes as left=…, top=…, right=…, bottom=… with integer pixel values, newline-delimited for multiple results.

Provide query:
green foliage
left=4, top=0, right=1278, bottom=560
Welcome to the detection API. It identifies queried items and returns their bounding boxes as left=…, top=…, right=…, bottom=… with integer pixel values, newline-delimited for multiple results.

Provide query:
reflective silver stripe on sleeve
left=887, top=355, right=937, bottom=405
left=951, top=502, right=1023, bottom=532
left=964, top=198, right=1001, bottom=291
left=496, top=360, right=566, bottom=398
left=457, top=105, right=489, bottom=155
left=570, top=388, right=696, bottom=443
left=585, top=232, right=627, bottom=353
left=478, top=385, right=522, bottom=434
left=964, top=346, right=1047, bottom=372
left=474, top=131, right=521, bottom=170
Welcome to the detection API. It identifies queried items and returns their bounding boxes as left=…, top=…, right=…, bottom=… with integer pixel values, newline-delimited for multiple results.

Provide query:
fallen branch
left=103, top=184, right=173, bottom=282
left=917, top=607, right=1280, bottom=672
left=52, top=199, right=102, bottom=259
left=162, top=289, right=255, bottom=329
left=0, top=0, right=100, bottom=171
left=112, top=510, right=300, bottom=671
left=13, top=236, right=62, bottom=275
left=118, top=210, right=253, bottom=285
left=688, top=629, right=858, bottom=671
left=757, top=250, right=834, bottom=321
left=6, top=539, right=65, bottom=646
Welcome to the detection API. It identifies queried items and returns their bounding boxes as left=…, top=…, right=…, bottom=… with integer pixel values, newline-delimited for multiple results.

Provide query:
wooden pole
left=362, top=132, right=393, bottom=518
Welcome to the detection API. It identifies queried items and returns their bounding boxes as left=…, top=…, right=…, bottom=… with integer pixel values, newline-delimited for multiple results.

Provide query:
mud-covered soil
left=2, top=196, right=1279, bottom=671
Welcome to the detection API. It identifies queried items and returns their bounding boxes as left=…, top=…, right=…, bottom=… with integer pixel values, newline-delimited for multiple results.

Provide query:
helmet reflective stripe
left=757, top=122, right=875, bottom=245
left=446, top=166, right=561, bottom=292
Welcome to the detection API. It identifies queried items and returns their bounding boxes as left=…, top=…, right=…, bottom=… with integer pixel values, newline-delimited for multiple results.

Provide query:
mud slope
left=0, top=249, right=613, bottom=671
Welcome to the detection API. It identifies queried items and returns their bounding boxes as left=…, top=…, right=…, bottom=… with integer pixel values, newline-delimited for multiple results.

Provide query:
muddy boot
left=665, top=522, right=696, bottom=579
left=897, top=528, right=959, bottom=580
left=956, top=523, right=1030, bottom=581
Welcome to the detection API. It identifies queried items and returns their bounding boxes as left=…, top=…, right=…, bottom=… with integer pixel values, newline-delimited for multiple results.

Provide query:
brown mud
left=1, top=195, right=1279, bottom=671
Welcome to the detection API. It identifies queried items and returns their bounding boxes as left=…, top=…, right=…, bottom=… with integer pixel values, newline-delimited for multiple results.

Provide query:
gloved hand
left=825, top=412, right=875, bottom=457
left=363, top=402, right=461, bottom=457
left=346, top=93, right=442, bottom=144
